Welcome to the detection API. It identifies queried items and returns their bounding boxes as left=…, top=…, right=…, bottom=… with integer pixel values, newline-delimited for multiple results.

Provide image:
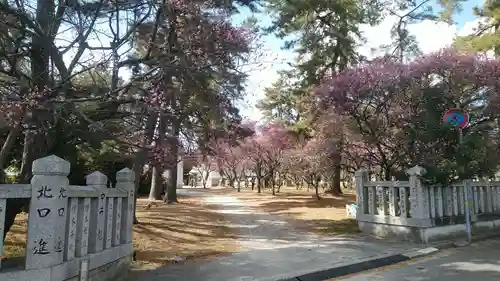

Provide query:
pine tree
left=453, top=0, right=500, bottom=57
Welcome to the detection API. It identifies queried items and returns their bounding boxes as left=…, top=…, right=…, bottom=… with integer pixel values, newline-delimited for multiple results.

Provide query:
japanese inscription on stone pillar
left=86, top=171, right=107, bottom=253
left=113, top=198, right=122, bottom=246
left=105, top=196, right=114, bottom=249
left=26, top=155, right=70, bottom=270
left=65, top=197, right=78, bottom=260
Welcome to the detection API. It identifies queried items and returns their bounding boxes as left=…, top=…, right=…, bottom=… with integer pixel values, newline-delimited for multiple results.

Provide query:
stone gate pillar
left=355, top=169, right=368, bottom=217
left=407, top=165, right=430, bottom=220
left=26, top=155, right=70, bottom=269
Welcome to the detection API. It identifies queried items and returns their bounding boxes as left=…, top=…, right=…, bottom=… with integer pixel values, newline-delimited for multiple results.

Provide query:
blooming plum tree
left=242, top=121, right=292, bottom=194
left=212, top=139, right=247, bottom=190
left=315, top=49, right=500, bottom=183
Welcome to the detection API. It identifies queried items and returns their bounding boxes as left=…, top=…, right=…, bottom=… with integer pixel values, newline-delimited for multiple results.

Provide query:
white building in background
left=188, top=166, right=221, bottom=187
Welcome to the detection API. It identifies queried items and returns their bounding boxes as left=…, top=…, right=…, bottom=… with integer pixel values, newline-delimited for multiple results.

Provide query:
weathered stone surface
left=116, top=168, right=134, bottom=183
left=1, top=156, right=134, bottom=281
left=354, top=169, right=368, bottom=216
left=116, top=169, right=135, bottom=244
left=32, top=155, right=70, bottom=176
left=26, top=157, right=70, bottom=269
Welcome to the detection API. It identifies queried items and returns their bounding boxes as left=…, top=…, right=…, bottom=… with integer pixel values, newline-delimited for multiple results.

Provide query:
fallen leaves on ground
left=1, top=190, right=241, bottom=271
left=4, top=213, right=27, bottom=258
left=213, top=187, right=360, bottom=236
left=132, top=192, right=240, bottom=270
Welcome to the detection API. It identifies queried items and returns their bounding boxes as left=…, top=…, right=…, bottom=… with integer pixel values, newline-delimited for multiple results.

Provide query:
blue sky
left=232, top=0, right=485, bottom=121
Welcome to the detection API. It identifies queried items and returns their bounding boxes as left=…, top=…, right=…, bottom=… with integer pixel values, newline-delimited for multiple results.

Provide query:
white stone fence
left=355, top=166, right=500, bottom=242
left=0, top=155, right=134, bottom=281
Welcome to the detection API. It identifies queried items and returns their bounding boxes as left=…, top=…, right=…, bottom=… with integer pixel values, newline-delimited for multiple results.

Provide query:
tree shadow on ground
left=214, top=187, right=356, bottom=213
left=132, top=195, right=241, bottom=269
left=255, top=193, right=356, bottom=213
left=212, top=188, right=357, bottom=236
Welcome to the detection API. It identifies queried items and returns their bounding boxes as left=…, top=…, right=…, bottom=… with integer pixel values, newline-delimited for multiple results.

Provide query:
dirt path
left=127, top=189, right=421, bottom=281
left=199, top=190, right=312, bottom=251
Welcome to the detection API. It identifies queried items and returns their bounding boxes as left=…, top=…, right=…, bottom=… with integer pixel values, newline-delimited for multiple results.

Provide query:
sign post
left=442, top=108, right=471, bottom=243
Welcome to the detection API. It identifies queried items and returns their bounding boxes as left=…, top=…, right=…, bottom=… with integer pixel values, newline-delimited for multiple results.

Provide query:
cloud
left=358, top=16, right=458, bottom=59
left=241, top=16, right=481, bottom=121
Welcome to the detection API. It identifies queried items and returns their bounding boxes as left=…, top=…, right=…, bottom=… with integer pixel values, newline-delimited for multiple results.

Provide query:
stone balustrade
left=355, top=166, right=500, bottom=243
left=0, top=155, right=134, bottom=281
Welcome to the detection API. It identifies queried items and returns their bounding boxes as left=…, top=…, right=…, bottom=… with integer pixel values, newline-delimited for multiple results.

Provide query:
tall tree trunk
left=165, top=120, right=180, bottom=203
left=271, top=171, right=276, bottom=195
left=5, top=0, right=55, bottom=241
left=148, top=115, right=166, bottom=201
left=256, top=176, right=261, bottom=193
left=314, top=183, right=320, bottom=200
left=148, top=166, right=162, bottom=200
left=132, top=157, right=143, bottom=224
left=331, top=136, right=343, bottom=195
left=132, top=113, right=157, bottom=223
left=332, top=163, right=342, bottom=195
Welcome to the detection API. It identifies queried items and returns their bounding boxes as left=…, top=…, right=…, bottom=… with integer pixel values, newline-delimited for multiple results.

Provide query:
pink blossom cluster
left=168, top=0, right=188, bottom=10
left=0, top=86, right=51, bottom=127
left=317, top=49, right=500, bottom=112
left=214, top=21, right=253, bottom=49
left=312, top=48, right=500, bottom=176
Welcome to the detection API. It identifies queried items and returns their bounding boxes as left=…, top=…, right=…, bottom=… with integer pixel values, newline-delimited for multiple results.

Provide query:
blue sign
left=442, top=108, right=469, bottom=129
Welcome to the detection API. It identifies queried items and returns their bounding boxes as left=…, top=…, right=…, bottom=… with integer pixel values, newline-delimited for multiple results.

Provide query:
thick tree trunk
left=4, top=0, right=55, bottom=241
left=132, top=113, right=157, bottom=223
left=148, top=166, right=163, bottom=200
left=165, top=121, right=180, bottom=203
left=331, top=163, right=342, bottom=195
left=149, top=115, right=165, bottom=201
left=314, top=183, right=320, bottom=200
left=165, top=158, right=178, bottom=203
left=132, top=158, right=142, bottom=224
left=271, top=173, right=276, bottom=195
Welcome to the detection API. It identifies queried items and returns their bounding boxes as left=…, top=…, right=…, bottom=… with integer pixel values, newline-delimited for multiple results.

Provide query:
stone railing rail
left=355, top=166, right=500, bottom=243
left=0, top=155, right=134, bottom=281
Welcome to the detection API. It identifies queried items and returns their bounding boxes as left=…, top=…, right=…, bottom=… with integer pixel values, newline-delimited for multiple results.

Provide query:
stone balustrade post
left=116, top=168, right=135, bottom=244
left=407, top=165, right=430, bottom=219
left=355, top=169, right=368, bottom=217
left=86, top=171, right=107, bottom=253
left=26, top=155, right=70, bottom=270
left=177, top=156, right=184, bottom=188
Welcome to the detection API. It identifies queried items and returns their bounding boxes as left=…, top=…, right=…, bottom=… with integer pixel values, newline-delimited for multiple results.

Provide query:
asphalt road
left=336, top=238, right=500, bottom=281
